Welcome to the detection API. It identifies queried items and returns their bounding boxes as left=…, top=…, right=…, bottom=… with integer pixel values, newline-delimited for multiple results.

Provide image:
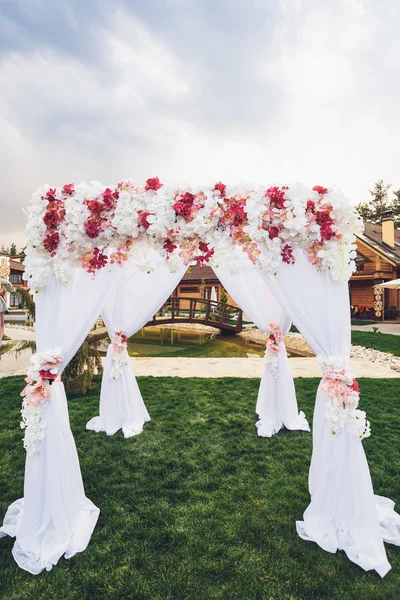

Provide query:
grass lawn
left=0, top=376, right=399, bottom=599
left=351, top=331, right=400, bottom=357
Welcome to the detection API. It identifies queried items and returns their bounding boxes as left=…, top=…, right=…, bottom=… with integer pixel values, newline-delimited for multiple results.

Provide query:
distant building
left=170, top=264, right=238, bottom=309
left=351, top=212, right=400, bottom=319
left=0, top=253, right=28, bottom=308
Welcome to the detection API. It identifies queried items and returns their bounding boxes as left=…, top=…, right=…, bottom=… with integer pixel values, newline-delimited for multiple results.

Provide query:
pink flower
left=313, top=185, right=328, bottom=195
left=62, top=183, right=74, bottom=195
left=43, top=231, right=60, bottom=255
left=350, top=380, right=360, bottom=393
left=145, top=177, right=163, bottom=191
left=213, top=182, right=226, bottom=197
left=21, top=379, right=51, bottom=409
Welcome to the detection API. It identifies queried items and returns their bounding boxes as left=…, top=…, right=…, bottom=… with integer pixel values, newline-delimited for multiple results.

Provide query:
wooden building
left=171, top=264, right=238, bottom=309
left=351, top=212, right=400, bottom=319
left=0, top=253, right=28, bottom=308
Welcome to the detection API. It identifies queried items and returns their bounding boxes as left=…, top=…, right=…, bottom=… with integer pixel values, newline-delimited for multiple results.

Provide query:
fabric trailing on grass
left=261, top=248, right=400, bottom=577
left=87, top=257, right=185, bottom=438
left=215, top=253, right=310, bottom=437
left=0, top=267, right=122, bottom=574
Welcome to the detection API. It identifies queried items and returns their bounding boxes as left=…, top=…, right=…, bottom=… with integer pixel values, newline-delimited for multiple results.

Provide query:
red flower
left=102, top=188, right=119, bottom=208
left=313, top=185, right=328, bottom=195
left=316, top=210, right=335, bottom=241
left=62, top=183, right=74, bottom=196
left=281, top=244, right=295, bottom=264
left=173, top=201, right=192, bottom=220
left=213, top=182, right=226, bottom=197
left=145, top=177, right=163, bottom=191
left=350, top=380, right=360, bottom=393
left=138, top=210, right=152, bottom=230
left=196, top=242, right=214, bottom=265
left=45, top=188, right=57, bottom=202
left=91, top=247, right=108, bottom=270
left=43, top=231, right=60, bottom=256
left=173, top=193, right=196, bottom=220
left=87, top=199, right=105, bottom=214
left=43, top=209, right=61, bottom=228
left=84, top=217, right=103, bottom=239
left=39, top=370, right=58, bottom=381
left=306, top=200, right=316, bottom=213
left=266, top=186, right=286, bottom=209
left=230, top=201, right=246, bottom=226
left=181, top=192, right=196, bottom=203
left=268, top=226, right=280, bottom=239
left=163, top=239, right=177, bottom=253
left=198, top=241, right=209, bottom=253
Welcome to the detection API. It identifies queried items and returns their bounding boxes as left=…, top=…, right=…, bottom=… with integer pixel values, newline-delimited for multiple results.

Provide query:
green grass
left=352, top=331, right=400, bottom=357
left=0, top=376, right=399, bottom=599
left=351, top=320, right=378, bottom=326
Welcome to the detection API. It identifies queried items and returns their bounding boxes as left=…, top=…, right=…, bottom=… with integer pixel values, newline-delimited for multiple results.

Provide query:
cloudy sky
left=1, top=0, right=399, bottom=249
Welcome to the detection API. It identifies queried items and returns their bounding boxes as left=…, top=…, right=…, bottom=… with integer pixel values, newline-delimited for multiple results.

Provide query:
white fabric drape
left=86, top=260, right=186, bottom=438
left=215, top=257, right=309, bottom=437
left=0, top=267, right=120, bottom=574
left=259, top=249, right=400, bottom=577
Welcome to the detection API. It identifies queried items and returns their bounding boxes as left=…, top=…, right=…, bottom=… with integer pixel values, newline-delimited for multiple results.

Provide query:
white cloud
left=1, top=0, right=400, bottom=250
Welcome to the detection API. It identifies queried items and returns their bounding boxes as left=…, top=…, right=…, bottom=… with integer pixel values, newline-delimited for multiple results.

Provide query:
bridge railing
left=150, top=297, right=243, bottom=332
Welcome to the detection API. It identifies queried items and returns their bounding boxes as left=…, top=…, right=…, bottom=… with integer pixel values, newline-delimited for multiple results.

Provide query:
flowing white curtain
left=215, top=256, right=309, bottom=437
left=86, top=260, right=186, bottom=438
left=0, top=267, right=120, bottom=574
left=260, top=249, right=400, bottom=576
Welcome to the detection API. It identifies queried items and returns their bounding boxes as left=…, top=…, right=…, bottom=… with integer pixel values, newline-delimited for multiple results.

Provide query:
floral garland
left=320, top=357, right=371, bottom=440
left=110, top=331, right=129, bottom=379
left=264, top=323, right=284, bottom=377
left=20, top=348, right=63, bottom=455
left=24, top=179, right=362, bottom=290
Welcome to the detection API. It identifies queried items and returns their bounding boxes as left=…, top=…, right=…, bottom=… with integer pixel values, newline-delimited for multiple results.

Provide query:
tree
left=356, top=179, right=393, bottom=223
left=9, top=243, right=17, bottom=256
left=392, top=189, right=400, bottom=228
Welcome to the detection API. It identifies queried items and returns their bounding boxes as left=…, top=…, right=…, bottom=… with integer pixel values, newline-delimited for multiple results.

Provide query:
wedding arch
left=1, top=178, right=399, bottom=577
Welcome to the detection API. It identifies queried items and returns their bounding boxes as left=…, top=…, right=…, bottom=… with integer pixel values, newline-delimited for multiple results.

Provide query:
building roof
left=9, top=259, right=25, bottom=272
left=182, top=264, right=219, bottom=282
left=357, top=222, right=400, bottom=265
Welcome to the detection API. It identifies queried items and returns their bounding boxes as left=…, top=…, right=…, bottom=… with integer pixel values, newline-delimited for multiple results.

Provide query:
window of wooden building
left=180, top=286, right=199, bottom=294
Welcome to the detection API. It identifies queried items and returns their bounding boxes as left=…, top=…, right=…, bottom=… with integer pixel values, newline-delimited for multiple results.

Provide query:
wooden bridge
left=145, top=297, right=243, bottom=334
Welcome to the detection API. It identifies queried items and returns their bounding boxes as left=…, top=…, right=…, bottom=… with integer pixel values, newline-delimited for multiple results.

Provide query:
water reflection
left=127, top=327, right=266, bottom=358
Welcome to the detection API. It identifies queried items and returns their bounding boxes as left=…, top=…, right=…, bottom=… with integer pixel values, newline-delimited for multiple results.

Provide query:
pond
left=127, top=327, right=266, bottom=358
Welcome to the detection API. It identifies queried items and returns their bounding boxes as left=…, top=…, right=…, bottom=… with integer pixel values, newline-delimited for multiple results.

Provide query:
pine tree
left=356, top=179, right=393, bottom=224
left=9, top=243, right=17, bottom=256
left=392, top=189, right=400, bottom=228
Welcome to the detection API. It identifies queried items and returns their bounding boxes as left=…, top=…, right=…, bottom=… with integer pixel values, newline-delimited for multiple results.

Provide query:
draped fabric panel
left=215, top=256, right=309, bottom=436
left=259, top=249, right=400, bottom=577
left=0, top=267, right=121, bottom=574
left=86, top=259, right=186, bottom=437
